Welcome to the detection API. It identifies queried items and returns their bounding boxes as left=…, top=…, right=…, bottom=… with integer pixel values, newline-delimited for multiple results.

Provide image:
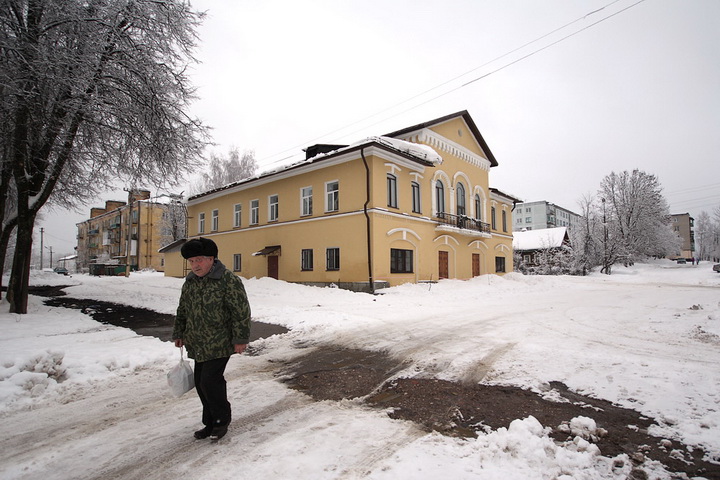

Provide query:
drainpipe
left=361, top=148, right=374, bottom=294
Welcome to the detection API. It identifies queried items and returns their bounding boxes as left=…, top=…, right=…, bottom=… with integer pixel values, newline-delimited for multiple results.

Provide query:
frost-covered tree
left=159, top=197, right=187, bottom=247
left=195, top=147, right=257, bottom=193
left=703, top=206, right=720, bottom=262
left=1, top=0, right=207, bottom=313
left=599, top=170, right=680, bottom=270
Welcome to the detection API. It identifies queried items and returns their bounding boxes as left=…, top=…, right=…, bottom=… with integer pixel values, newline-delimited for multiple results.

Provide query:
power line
left=255, top=0, right=645, bottom=171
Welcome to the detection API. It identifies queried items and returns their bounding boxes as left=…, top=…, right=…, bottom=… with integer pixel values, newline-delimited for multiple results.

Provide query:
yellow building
left=77, top=190, right=185, bottom=273
left=163, top=111, right=518, bottom=291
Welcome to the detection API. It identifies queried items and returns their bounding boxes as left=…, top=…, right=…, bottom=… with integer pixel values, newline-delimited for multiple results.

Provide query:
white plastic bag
left=167, top=347, right=195, bottom=397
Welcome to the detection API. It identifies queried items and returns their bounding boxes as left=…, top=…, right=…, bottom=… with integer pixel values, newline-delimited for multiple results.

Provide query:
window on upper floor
left=491, top=206, right=497, bottom=230
left=411, top=182, right=421, bottom=213
left=250, top=199, right=259, bottom=225
left=234, top=204, right=242, bottom=228
left=456, top=183, right=466, bottom=216
left=301, top=186, right=313, bottom=216
left=502, top=210, right=507, bottom=232
left=326, top=181, right=339, bottom=212
left=387, top=174, right=398, bottom=208
left=198, top=212, right=205, bottom=234
left=435, top=180, right=445, bottom=215
left=211, top=209, right=219, bottom=231
left=474, top=194, right=482, bottom=221
left=269, top=194, right=279, bottom=222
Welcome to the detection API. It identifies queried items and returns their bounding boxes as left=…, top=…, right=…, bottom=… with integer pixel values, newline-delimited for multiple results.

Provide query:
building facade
left=512, top=200, right=581, bottom=232
left=163, top=111, right=518, bottom=291
left=670, top=213, right=695, bottom=260
left=76, top=190, right=185, bottom=273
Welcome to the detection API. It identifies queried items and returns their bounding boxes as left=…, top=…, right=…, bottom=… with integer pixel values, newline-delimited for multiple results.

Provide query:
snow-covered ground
left=1, top=260, right=719, bottom=479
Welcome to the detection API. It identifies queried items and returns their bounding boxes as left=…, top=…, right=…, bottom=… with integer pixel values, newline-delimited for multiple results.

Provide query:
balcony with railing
left=435, top=212, right=491, bottom=235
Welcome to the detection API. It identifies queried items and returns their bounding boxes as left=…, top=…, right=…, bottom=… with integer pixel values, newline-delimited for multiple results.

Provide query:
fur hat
left=181, top=237, right=218, bottom=259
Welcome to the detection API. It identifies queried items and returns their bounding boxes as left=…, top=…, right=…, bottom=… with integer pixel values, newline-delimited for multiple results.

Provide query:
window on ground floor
left=390, top=248, right=413, bottom=273
left=301, top=249, right=313, bottom=271
left=326, top=247, right=340, bottom=271
left=233, top=254, right=242, bottom=272
left=495, top=256, right=506, bottom=273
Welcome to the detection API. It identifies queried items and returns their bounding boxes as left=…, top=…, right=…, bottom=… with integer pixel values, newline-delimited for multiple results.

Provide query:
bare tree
left=599, top=170, right=679, bottom=270
left=1, top=0, right=208, bottom=313
left=195, top=147, right=257, bottom=193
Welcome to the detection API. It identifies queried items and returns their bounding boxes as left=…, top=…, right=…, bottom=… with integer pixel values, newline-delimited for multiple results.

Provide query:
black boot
left=210, top=421, right=229, bottom=441
left=194, top=425, right=213, bottom=440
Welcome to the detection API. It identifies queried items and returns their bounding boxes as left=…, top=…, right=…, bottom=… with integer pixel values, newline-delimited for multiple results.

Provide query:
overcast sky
left=39, top=0, right=720, bottom=256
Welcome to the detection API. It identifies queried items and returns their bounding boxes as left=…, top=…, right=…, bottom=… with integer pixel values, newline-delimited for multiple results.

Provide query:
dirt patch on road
left=33, top=286, right=288, bottom=343
left=282, top=346, right=719, bottom=479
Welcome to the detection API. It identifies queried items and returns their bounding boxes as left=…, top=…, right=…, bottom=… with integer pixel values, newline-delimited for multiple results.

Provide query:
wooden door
left=438, top=251, right=449, bottom=279
left=268, top=256, right=279, bottom=280
left=472, top=253, right=480, bottom=277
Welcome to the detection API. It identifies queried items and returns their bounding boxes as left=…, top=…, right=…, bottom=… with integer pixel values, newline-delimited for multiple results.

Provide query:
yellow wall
left=172, top=114, right=514, bottom=288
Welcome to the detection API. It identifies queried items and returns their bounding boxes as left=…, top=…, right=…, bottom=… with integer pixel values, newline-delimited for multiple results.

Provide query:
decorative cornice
left=397, top=129, right=492, bottom=172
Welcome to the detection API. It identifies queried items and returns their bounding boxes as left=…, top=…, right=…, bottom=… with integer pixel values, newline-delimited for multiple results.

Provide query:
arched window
left=456, top=183, right=466, bottom=216
left=435, top=180, right=445, bottom=215
left=474, top=194, right=482, bottom=220
left=387, top=174, right=398, bottom=208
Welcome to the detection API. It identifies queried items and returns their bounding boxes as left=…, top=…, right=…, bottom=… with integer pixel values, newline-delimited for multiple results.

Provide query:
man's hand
left=174, top=339, right=183, bottom=348
left=234, top=344, right=248, bottom=355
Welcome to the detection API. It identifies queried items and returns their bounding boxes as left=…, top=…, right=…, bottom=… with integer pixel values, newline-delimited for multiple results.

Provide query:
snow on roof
left=513, top=227, right=568, bottom=250
left=308, top=136, right=443, bottom=165
left=364, top=136, right=443, bottom=165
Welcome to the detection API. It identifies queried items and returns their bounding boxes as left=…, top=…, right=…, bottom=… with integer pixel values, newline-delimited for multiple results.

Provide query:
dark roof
left=384, top=110, right=499, bottom=167
left=489, top=187, right=522, bottom=204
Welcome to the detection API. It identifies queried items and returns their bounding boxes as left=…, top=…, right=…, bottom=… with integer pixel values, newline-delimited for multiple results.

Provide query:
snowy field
left=1, top=260, right=719, bottom=479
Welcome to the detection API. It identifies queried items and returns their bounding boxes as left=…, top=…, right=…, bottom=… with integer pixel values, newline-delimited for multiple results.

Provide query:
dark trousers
left=194, top=357, right=231, bottom=427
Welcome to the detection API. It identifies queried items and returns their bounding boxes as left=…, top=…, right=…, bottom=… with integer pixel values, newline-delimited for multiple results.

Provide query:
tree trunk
left=0, top=222, right=17, bottom=296
left=7, top=213, right=35, bottom=313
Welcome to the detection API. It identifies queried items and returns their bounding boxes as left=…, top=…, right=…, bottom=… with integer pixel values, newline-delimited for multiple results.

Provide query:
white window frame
left=250, top=199, right=259, bottom=225
left=301, top=186, right=313, bottom=216
left=198, top=212, right=205, bottom=234
left=233, top=254, right=242, bottom=272
left=233, top=203, right=242, bottom=228
left=325, top=180, right=339, bottom=212
left=211, top=209, right=219, bottom=231
left=268, top=194, right=279, bottom=222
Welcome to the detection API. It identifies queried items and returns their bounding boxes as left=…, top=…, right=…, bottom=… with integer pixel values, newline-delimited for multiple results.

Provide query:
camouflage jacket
left=172, top=260, right=251, bottom=362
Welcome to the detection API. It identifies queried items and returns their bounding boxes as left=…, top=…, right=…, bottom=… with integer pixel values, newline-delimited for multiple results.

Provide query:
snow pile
left=0, top=260, right=718, bottom=479
left=372, top=416, right=634, bottom=479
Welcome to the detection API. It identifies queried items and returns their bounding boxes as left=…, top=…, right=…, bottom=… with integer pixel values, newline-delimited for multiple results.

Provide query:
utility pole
left=40, top=228, right=44, bottom=270
left=46, top=246, right=53, bottom=267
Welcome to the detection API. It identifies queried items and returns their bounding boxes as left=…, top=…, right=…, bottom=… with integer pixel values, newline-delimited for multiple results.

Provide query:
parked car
left=53, top=266, right=69, bottom=275
left=676, top=258, right=686, bottom=264
left=713, top=264, right=720, bottom=273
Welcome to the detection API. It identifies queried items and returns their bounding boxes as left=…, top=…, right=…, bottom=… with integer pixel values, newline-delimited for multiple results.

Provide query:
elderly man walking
left=172, top=237, right=251, bottom=441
